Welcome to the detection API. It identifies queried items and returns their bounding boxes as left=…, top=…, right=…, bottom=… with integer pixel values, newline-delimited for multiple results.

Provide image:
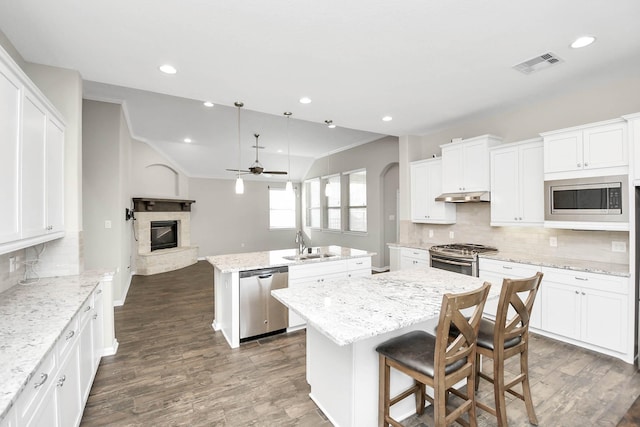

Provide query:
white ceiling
left=1, top=0, right=640, bottom=181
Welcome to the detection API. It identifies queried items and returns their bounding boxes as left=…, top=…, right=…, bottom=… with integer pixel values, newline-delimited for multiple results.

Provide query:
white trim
left=113, top=272, right=134, bottom=307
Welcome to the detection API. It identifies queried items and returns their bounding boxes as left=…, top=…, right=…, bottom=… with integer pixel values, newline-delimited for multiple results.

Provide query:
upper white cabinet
left=623, top=112, right=640, bottom=185
left=0, top=44, right=65, bottom=255
left=441, top=135, right=503, bottom=193
left=410, top=158, right=455, bottom=224
left=542, top=119, right=627, bottom=179
left=490, top=138, right=544, bottom=226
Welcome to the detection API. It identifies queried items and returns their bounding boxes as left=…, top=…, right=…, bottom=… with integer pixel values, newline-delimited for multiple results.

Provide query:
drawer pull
left=355, top=261, right=363, bottom=265
left=93, top=314, right=98, bottom=320
left=575, top=277, right=588, bottom=281
left=34, top=373, right=48, bottom=389
left=96, top=289, right=102, bottom=294
left=502, top=266, right=513, bottom=270
left=57, top=375, right=66, bottom=387
left=84, top=305, right=92, bottom=312
left=66, top=330, right=75, bottom=340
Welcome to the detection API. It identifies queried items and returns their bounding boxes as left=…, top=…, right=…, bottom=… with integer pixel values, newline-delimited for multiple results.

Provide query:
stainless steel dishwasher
left=239, top=266, right=289, bottom=341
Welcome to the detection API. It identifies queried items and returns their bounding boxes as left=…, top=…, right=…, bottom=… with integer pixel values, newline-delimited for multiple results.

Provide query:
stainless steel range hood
left=435, top=191, right=491, bottom=203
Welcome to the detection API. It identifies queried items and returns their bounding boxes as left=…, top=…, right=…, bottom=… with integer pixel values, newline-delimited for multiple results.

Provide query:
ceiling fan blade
left=226, top=168, right=250, bottom=173
left=263, top=170, right=288, bottom=175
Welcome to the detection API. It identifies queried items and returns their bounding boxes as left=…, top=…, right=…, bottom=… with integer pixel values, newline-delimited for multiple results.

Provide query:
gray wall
left=189, top=178, right=301, bottom=256
left=83, top=100, right=132, bottom=302
left=302, top=136, right=399, bottom=269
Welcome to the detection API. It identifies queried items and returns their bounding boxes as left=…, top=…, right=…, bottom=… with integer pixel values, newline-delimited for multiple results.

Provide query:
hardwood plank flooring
left=82, top=262, right=640, bottom=426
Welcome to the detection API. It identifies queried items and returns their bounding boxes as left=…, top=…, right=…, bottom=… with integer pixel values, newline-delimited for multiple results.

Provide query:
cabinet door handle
left=96, top=289, right=102, bottom=295
left=577, top=163, right=581, bottom=167
left=34, top=373, right=48, bottom=389
left=84, top=305, right=92, bottom=312
left=575, top=277, right=588, bottom=281
left=66, top=330, right=75, bottom=340
left=57, top=375, right=66, bottom=387
left=581, top=292, right=586, bottom=295
left=584, top=162, right=589, bottom=167
left=502, top=266, right=513, bottom=269
left=575, top=290, right=580, bottom=294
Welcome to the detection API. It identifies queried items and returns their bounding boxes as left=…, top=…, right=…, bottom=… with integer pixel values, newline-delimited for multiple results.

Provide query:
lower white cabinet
left=480, top=258, right=632, bottom=362
left=478, top=258, right=542, bottom=329
left=540, top=267, right=629, bottom=355
left=288, top=258, right=372, bottom=329
left=13, top=283, right=106, bottom=427
left=399, top=247, right=429, bottom=270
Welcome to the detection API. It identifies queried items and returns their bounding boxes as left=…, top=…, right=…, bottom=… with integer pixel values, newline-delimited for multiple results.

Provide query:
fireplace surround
left=132, top=198, right=198, bottom=275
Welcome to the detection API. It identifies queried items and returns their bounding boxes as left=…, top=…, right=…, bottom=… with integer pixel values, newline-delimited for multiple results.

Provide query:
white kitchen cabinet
left=478, top=258, right=542, bottom=329
left=0, top=43, right=65, bottom=255
left=347, top=257, right=372, bottom=278
left=0, top=404, right=16, bottom=427
left=542, top=119, right=627, bottom=179
left=441, top=135, right=503, bottom=194
left=92, top=284, right=105, bottom=366
left=540, top=267, right=629, bottom=355
left=79, top=297, right=95, bottom=404
left=400, top=247, right=429, bottom=270
left=0, top=60, right=21, bottom=245
left=56, top=344, right=81, bottom=427
left=388, top=246, right=401, bottom=272
left=490, top=138, right=543, bottom=226
left=410, top=158, right=455, bottom=224
left=624, top=112, right=640, bottom=185
left=17, top=349, right=58, bottom=426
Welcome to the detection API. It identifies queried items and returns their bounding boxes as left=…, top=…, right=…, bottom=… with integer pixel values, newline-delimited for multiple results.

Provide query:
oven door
left=430, top=253, right=475, bottom=276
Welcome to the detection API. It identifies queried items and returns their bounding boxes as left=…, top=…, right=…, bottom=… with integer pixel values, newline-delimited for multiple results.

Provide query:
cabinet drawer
left=17, top=349, right=56, bottom=422
left=289, top=260, right=347, bottom=280
left=400, top=247, right=428, bottom=260
left=347, top=257, right=371, bottom=271
left=479, top=258, right=539, bottom=278
left=541, top=267, right=628, bottom=295
left=57, top=316, right=79, bottom=362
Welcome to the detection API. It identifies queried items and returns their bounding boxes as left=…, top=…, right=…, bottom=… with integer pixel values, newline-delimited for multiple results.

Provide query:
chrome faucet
left=295, top=230, right=306, bottom=254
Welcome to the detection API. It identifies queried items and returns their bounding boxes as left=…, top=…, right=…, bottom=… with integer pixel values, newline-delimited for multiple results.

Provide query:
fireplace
left=150, top=221, right=178, bottom=251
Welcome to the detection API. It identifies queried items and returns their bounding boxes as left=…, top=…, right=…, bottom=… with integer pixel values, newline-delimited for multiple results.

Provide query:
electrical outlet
left=449, top=231, right=455, bottom=239
left=428, top=229, right=434, bottom=238
left=104, top=220, right=112, bottom=229
left=9, top=256, right=16, bottom=273
left=612, top=241, right=627, bottom=253
left=549, top=237, right=557, bottom=247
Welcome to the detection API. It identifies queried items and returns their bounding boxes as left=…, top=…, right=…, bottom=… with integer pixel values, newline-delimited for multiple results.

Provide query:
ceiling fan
left=226, top=133, right=288, bottom=176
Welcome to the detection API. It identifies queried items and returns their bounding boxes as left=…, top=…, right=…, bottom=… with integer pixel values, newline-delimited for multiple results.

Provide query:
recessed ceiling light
left=382, top=116, right=393, bottom=122
left=571, top=36, right=596, bottom=49
left=203, top=101, right=214, bottom=107
left=183, top=138, right=192, bottom=143
left=299, top=97, right=312, bottom=104
left=159, top=64, right=177, bottom=74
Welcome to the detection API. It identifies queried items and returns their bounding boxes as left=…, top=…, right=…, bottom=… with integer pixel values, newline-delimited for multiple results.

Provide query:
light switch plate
left=449, top=231, right=455, bottom=239
left=549, top=237, right=557, bottom=247
left=104, top=220, right=112, bottom=229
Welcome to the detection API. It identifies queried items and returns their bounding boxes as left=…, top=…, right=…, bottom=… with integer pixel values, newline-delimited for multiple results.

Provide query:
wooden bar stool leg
left=521, top=347, right=539, bottom=425
left=415, top=381, right=426, bottom=415
left=493, top=355, right=508, bottom=427
left=379, top=355, right=389, bottom=427
left=434, top=383, right=447, bottom=426
left=475, top=353, right=481, bottom=392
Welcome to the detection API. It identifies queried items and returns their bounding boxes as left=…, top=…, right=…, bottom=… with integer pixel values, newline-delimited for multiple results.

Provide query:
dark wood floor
left=82, top=261, right=640, bottom=426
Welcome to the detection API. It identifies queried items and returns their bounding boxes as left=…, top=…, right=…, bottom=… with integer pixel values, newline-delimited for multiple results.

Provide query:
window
left=269, top=187, right=296, bottom=229
left=324, top=175, right=341, bottom=230
left=348, top=170, right=367, bottom=232
left=305, top=178, right=321, bottom=228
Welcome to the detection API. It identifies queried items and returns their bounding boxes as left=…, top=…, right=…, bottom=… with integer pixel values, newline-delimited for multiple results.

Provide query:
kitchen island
left=207, top=246, right=374, bottom=348
left=272, top=267, right=497, bottom=427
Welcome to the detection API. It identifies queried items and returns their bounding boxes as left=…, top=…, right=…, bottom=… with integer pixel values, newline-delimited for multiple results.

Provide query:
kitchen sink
left=283, top=252, right=337, bottom=261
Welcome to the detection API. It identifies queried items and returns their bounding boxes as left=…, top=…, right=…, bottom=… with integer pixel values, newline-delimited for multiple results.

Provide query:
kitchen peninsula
left=272, top=267, right=498, bottom=427
left=207, top=246, right=374, bottom=348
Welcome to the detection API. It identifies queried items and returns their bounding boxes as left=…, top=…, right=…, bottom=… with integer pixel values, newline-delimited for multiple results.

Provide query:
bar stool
left=376, top=282, right=491, bottom=427
left=474, top=272, right=543, bottom=426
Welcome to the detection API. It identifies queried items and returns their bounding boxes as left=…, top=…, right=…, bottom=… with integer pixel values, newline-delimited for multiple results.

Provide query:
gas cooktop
left=429, top=243, right=498, bottom=257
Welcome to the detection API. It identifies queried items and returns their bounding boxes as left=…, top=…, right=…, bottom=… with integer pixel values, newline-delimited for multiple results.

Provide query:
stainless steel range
left=429, top=243, right=498, bottom=277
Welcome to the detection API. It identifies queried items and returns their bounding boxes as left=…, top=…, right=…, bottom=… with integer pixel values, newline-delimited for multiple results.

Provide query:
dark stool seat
left=477, top=318, right=521, bottom=350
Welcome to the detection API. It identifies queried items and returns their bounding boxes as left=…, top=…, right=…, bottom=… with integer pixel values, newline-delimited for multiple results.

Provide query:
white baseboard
left=372, top=265, right=389, bottom=273
left=102, top=338, right=119, bottom=357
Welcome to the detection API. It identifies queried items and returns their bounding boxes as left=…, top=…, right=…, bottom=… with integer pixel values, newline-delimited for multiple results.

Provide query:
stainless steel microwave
left=544, top=175, right=628, bottom=223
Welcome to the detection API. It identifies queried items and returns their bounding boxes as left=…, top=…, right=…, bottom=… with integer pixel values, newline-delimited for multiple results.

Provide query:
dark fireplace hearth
left=150, top=221, right=178, bottom=251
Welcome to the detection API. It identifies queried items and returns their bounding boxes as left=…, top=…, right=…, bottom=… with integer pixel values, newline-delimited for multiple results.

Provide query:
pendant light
left=234, top=102, right=245, bottom=194
left=284, top=112, right=293, bottom=193
left=325, top=155, right=332, bottom=197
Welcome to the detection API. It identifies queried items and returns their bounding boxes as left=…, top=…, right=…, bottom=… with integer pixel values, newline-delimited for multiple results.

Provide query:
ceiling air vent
left=513, top=52, right=563, bottom=74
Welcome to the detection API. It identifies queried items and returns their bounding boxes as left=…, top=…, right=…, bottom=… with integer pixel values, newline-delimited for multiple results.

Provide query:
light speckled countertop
left=272, top=267, right=497, bottom=346
left=0, top=271, right=109, bottom=421
left=388, top=243, right=630, bottom=277
left=207, top=245, right=374, bottom=273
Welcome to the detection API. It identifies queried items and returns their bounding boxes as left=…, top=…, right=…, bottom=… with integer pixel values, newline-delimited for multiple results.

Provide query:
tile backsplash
left=0, top=249, right=26, bottom=294
left=400, top=203, right=629, bottom=265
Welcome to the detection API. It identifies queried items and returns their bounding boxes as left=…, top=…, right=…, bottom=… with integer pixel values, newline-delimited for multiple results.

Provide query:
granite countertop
left=388, top=243, right=630, bottom=277
left=272, top=267, right=497, bottom=346
left=207, top=245, right=375, bottom=273
left=479, top=251, right=630, bottom=277
left=0, top=271, right=109, bottom=421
